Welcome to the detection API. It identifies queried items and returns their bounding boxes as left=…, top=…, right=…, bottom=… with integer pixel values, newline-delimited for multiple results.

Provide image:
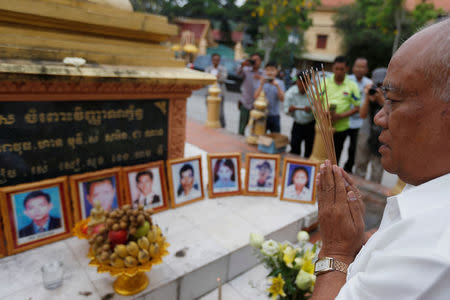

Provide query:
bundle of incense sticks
left=299, top=67, right=337, bottom=165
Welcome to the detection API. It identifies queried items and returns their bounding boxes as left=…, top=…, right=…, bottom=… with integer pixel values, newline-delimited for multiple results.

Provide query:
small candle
left=217, top=277, right=222, bottom=300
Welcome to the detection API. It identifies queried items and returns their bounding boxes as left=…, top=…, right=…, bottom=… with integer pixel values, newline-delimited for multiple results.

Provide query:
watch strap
left=314, top=257, right=348, bottom=276
left=333, top=259, right=348, bottom=274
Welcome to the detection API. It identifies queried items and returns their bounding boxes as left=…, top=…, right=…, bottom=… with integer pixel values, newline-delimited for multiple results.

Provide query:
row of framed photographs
left=0, top=153, right=317, bottom=256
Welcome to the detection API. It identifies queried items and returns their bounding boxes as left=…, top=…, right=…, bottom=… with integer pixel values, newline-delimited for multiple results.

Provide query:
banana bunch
left=146, top=225, right=165, bottom=247
left=109, top=234, right=163, bottom=268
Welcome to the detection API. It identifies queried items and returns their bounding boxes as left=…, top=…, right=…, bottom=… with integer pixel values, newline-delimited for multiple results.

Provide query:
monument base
left=0, top=144, right=318, bottom=300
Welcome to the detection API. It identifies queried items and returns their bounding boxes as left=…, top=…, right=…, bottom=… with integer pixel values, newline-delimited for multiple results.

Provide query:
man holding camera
left=254, top=61, right=285, bottom=133
left=237, top=53, right=263, bottom=135
left=356, top=68, right=386, bottom=182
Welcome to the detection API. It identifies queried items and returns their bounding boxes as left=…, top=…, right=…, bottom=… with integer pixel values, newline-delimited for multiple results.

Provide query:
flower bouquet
left=250, top=231, right=320, bottom=300
left=75, top=203, right=169, bottom=295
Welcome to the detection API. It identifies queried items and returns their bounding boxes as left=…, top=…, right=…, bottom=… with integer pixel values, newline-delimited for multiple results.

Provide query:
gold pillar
left=199, top=38, right=207, bottom=55
left=205, top=81, right=221, bottom=128
left=309, top=125, right=328, bottom=163
left=246, top=91, right=268, bottom=145
left=389, top=178, right=406, bottom=196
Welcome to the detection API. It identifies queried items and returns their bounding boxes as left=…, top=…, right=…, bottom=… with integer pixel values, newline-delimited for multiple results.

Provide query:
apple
left=134, top=221, right=150, bottom=239
left=108, top=229, right=128, bottom=246
left=92, top=223, right=105, bottom=235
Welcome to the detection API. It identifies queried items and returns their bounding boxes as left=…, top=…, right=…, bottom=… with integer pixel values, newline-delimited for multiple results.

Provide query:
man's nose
left=374, top=106, right=388, bottom=128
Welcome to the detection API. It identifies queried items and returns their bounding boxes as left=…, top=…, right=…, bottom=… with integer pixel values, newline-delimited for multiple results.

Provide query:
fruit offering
left=87, top=204, right=166, bottom=268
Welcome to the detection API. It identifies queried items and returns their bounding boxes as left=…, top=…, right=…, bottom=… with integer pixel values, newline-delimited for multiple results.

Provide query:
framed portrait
left=244, top=153, right=280, bottom=196
left=0, top=177, right=73, bottom=255
left=280, top=158, right=318, bottom=204
left=0, top=218, right=7, bottom=257
left=122, top=161, right=169, bottom=213
left=69, top=168, right=125, bottom=223
left=207, top=153, right=242, bottom=198
left=167, top=156, right=204, bottom=208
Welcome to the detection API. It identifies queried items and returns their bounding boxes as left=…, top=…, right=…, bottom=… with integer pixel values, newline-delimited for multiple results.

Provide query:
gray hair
left=413, top=18, right=450, bottom=102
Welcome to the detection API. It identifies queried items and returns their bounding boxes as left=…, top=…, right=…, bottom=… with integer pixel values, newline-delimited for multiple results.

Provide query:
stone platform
left=0, top=144, right=318, bottom=300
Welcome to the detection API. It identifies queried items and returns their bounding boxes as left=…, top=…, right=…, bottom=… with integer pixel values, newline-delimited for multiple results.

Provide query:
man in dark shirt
left=19, top=190, right=61, bottom=238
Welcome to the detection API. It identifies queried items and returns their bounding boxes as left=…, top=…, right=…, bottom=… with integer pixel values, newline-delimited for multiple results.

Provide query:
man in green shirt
left=325, top=56, right=361, bottom=167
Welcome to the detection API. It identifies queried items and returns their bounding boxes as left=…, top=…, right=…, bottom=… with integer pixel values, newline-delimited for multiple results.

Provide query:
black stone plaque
left=0, top=99, right=168, bottom=187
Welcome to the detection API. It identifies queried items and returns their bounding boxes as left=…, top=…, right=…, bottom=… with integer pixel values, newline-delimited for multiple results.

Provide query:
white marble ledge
left=200, top=264, right=269, bottom=300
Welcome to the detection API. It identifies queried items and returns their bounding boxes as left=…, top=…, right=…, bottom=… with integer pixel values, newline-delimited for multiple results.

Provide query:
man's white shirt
left=336, top=173, right=450, bottom=299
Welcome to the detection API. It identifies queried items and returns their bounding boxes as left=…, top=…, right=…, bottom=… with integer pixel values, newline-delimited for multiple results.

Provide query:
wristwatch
left=314, top=257, right=348, bottom=276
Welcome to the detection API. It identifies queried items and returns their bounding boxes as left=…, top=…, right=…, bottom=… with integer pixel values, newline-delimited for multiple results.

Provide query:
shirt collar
left=389, top=173, right=450, bottom=220
left=330, top=74, right=349, bottom=86
left=33, top=217, right=50, bottom=232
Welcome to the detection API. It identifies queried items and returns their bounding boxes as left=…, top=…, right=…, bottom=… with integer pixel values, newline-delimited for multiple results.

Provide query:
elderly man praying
left=312, top=19, right=450, bottom=300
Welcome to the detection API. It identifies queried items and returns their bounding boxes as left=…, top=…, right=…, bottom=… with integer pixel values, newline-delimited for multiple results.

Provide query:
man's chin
left=380, top=155, right=396, bottom=175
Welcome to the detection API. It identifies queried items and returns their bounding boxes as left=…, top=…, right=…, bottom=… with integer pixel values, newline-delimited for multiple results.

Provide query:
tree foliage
left=253, top=0, right=319, bottom=66
left=335, top=0, right=445, bottom=70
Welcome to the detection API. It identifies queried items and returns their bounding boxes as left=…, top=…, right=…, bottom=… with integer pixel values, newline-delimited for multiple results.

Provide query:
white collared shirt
left=336, top=173, right=450, bottom=300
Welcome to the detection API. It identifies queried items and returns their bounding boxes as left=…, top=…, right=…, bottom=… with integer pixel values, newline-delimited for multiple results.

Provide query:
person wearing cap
left=348, top=58, right=373, bottom=174
left=354, top=68, right=387, bottom=182
left=255, top=161, right=273, bottom=188
left=284, top=71, right=315, bottom=157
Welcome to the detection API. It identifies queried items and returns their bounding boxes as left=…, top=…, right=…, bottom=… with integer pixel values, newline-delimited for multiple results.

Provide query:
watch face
left=315, top=259, right=331, bottom=271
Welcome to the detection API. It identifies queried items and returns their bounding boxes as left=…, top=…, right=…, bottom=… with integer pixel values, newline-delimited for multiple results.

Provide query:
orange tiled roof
left=321, top=0, right=449, bottom=11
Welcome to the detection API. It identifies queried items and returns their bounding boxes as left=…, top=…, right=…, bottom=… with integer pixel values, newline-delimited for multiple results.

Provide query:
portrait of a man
left=17, top=190, right=62, bottom=238
left=133, top=170, right=161, bottom=209
left=250, top=160, right=274, bottom=189
left=81, top=177, right=118, bottom=218
left=246, top=157, right=278, bottom=195
left=176, top=163, right=201, bottom=202
left=168, top=158, right=204, bottom=207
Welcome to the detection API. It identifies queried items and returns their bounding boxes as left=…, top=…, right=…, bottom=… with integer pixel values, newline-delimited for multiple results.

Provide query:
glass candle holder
left=41, top=261, right=64, bottom=289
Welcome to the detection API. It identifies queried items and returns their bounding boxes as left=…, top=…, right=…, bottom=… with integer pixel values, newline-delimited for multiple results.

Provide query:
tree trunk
left=392, top=8, right=405, bottom=55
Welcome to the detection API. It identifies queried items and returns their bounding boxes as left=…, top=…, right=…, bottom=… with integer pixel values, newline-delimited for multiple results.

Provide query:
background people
left=237, top=53, right=263, bottom=135
left=19, top=190, right=61, bottom=238
left=134, top=170, right=161, bottom=208
left=284, top=71, right=315, bottom=157
left=325, top=56, right=361, bottom=170
left=205, top=53, right=228, bottom=128
left=348, top=58, right=372, bottom=173
left=254, top=61, right=285, bottom=133
left=355, top=68, right=387, bottom=182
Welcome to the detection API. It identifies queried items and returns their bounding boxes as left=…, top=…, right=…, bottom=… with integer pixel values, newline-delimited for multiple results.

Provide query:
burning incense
left=299, top=67, right=337, bottom=165
left=217, top=277, right=222, bottom=300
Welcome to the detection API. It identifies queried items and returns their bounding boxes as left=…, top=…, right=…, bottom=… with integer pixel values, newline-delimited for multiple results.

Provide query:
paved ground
left=186, top=87, right=398, bottom=189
